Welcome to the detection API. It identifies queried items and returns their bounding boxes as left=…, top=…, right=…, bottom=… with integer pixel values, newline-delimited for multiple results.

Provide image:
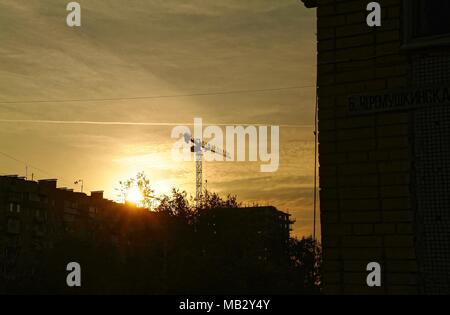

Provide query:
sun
left=125, top=186, right=144, bottom=205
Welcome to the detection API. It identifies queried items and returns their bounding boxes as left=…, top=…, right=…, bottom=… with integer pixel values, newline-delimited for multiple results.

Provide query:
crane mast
left=184, top=133, right=229, bottom=206
left=195, top=145, right=203, bottom=204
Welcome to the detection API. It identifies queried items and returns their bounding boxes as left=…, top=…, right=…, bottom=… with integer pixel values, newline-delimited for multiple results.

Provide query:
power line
left=0, top=85, right=315, bottom=104
left=0, top=151, right=74, bottom=188
left=0, top=151, right=53, bottom=177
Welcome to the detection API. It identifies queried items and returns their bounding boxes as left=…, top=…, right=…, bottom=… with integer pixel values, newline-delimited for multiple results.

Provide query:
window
left=8, top=203, right=20, bottom=213
left=28, top=193, right=40, bottom=202
left=404, top=0, right=450, bottom=48
left=7, top=219, right=20, bottom=234
left=5, top=247, right=17, bottom=258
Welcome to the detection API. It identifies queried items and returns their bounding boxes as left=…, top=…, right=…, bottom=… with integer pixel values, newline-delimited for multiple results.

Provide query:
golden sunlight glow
left=152, top=180, right=172, bottom=196
left=125, top=186, right=144, bottom=205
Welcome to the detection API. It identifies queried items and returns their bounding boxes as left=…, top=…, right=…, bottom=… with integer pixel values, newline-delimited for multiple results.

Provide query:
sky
left=0, top=0, right=317, bottom=237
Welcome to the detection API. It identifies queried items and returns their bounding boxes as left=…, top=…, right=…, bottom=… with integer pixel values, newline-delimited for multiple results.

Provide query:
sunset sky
left=0, top=0, right=317, bottom=237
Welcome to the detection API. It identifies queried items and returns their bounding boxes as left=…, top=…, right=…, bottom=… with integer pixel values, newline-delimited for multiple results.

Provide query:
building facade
left=304, top=0, right=450, bottom=294
left=0, top=175, right=155, bottom=293
left=197, top=206, right=293, bottom=262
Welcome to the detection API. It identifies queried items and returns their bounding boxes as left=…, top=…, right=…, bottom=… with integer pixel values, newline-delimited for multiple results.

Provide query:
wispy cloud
left=0, top=119, right=313, bottom=128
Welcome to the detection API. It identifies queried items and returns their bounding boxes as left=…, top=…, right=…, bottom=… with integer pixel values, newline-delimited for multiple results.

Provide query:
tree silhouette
left=110, top=173, right=323, bottom=294
left=288, top=237, right=322, bottom=293
left=117, top=173, right=240, bottom=218
left=116, top=172, right=156, bottom=209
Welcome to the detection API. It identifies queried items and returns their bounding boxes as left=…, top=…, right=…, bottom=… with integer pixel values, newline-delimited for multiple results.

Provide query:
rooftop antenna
left=74, top=179, right=84, bottom=193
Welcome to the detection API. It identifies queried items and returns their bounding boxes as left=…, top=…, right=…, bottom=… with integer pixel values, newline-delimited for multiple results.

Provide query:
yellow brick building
left=303, top=0, right=450, bottom=294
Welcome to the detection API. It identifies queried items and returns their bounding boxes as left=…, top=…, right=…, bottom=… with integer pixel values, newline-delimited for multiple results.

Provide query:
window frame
left=402, top=0, right=450, bottom=49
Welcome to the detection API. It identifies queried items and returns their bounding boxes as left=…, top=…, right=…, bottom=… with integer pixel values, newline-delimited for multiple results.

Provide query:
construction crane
left=183, top=133, right=230, bottom=205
